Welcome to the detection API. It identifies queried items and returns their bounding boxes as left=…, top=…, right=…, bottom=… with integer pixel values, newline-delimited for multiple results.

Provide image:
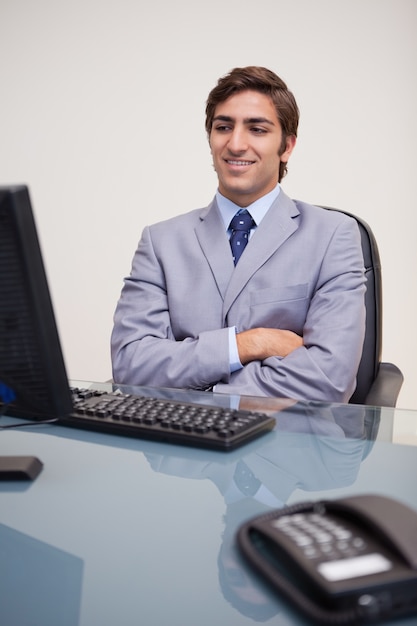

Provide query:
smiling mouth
left=226, top=159, right=254, bottom=166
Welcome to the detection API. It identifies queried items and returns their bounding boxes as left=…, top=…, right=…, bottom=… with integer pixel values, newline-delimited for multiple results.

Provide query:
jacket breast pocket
left=249, top=284, right=309, bottom=331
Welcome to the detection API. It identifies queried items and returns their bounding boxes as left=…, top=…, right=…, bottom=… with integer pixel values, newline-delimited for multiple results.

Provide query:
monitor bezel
left=0, top=185, right=73, bottom=419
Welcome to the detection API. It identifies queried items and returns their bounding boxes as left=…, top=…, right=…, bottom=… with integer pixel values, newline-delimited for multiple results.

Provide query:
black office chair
left=321, top=207, right=403, bottom=407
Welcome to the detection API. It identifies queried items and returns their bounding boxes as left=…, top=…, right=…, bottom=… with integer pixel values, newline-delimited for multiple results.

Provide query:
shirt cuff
left=228, top=326, right=243, bottom=373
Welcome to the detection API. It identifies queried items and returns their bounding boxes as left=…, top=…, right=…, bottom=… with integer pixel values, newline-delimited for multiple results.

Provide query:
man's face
left=209, top=90, right=296, bottom=207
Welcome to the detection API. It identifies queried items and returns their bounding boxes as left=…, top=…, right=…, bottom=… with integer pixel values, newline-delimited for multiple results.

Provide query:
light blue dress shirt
left=215, top=183, right=281, bottom=373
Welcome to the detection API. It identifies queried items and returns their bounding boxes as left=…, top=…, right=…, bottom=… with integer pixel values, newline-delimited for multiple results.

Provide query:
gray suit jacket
left=111, top=190, right=366, bottom=402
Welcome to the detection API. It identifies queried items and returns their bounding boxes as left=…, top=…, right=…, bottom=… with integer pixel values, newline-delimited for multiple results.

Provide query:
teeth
left=227, top=160, right=253, bottom=166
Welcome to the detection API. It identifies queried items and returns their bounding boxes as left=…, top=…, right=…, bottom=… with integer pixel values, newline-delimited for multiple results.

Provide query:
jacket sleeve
left=111, top=225, right=232, bottom=390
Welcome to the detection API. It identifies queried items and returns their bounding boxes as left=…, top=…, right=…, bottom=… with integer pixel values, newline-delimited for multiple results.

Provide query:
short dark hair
left=205, top=66, right=299, bottom=181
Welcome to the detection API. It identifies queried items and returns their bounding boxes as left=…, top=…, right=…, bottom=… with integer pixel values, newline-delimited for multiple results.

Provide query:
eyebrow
left=212, top=115, right=276, bottom=126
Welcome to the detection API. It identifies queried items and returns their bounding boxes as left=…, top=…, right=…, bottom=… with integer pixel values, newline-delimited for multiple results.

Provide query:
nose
left=227, top=127, right=248, bottom=154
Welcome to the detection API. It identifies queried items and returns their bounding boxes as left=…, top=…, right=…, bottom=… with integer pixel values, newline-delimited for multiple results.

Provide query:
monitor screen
left=0, top=185, right=73, bottom=419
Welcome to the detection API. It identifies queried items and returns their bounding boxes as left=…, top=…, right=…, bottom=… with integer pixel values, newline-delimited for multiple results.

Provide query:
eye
left=250, top=127, right=268, bottom=134
left=213, top=123, right=232, bottom=133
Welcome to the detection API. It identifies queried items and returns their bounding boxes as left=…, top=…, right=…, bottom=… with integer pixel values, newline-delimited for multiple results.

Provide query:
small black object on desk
left=0, top=456, right=43, bottom=481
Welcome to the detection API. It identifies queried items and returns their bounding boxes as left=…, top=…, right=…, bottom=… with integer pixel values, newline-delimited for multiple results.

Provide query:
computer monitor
left=0, top=185, right=73, bottom=419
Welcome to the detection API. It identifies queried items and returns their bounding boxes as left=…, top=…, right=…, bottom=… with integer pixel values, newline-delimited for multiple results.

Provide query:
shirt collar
left=216, top=183, right=281, bottom=231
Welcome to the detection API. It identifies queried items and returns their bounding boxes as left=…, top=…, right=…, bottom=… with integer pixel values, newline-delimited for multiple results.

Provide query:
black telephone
left=237, top=494, right=417, bottom=624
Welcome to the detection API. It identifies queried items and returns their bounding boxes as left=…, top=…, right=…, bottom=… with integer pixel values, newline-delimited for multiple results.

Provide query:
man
left=111, top=66, right=366, bottom=402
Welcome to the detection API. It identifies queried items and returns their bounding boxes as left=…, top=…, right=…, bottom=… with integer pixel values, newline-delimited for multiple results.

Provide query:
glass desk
left=0, top=381, right=416, bottom=626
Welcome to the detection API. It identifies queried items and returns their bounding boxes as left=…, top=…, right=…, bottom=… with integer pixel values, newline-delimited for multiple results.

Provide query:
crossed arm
left=236, top=328, right=303, bottom=364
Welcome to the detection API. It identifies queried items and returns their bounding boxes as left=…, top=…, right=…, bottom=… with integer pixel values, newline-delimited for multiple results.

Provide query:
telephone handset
left=237, top=494, right=417, bottom=624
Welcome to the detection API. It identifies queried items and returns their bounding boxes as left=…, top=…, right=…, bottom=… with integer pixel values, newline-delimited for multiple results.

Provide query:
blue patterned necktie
left=229, top=209, right=256, bottom=265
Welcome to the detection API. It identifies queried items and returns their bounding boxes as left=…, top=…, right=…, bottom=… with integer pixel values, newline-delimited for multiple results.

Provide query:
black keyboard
left=61, top=387, right=275, bottom=450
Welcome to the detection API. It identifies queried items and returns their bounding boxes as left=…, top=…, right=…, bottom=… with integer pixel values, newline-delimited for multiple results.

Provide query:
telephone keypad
left=272, top=512, right=369, bottom=562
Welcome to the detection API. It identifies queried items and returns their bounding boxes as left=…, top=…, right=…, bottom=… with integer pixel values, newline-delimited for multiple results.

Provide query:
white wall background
left=1, top=0, right=416, bottom=408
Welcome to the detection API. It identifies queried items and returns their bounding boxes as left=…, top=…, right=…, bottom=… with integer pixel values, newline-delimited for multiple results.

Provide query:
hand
left=236, top=328, right=303, bottom=365
left=238, top=395, right=298, bottom=412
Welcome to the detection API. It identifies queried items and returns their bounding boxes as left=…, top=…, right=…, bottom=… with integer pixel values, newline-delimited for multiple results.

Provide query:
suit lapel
left=194, top=192, right=300, bottom=316
left=195, top=199, right=234, bottom=299
left=223, top=191, right=300, bottom=314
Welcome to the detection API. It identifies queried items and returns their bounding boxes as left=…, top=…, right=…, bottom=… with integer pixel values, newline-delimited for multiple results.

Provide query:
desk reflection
left=0, top=524, right=84, bottom=626
left=144, top=400, right=376, bottom=621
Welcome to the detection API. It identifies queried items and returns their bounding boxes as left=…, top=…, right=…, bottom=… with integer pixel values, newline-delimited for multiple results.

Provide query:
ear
left=280, top=135, right=297, bottom=163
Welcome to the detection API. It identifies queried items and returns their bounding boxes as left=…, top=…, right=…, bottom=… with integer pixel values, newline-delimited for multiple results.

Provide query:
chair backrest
left=320, top=207, right=382, bottom=404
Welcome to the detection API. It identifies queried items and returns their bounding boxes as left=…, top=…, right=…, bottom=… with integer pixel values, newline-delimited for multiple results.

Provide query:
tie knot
left=229, top=209, right=256, bottom=232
